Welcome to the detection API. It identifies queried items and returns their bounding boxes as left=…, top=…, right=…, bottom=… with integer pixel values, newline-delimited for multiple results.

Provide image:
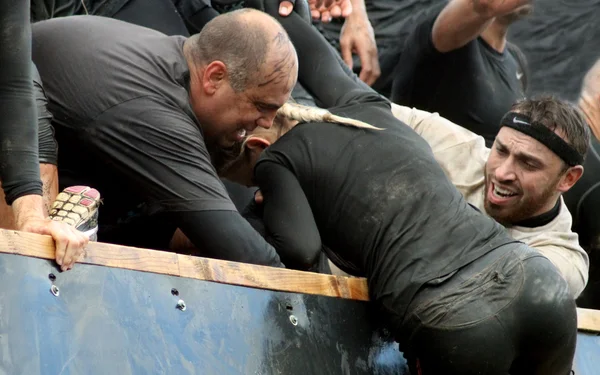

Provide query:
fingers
left=60, top=230, right=88, bottom=271
left=49, top=221, right=88, bottom=271
left=329, top=4, right=342, bottom=18
left=357, top=45, right=381, bottom=86
left=340, top=37, right=354, bottom=70
left=339, top=0, right=352, bottom=17
left=310, top=0, right=335, bottom=9
left=309, top=0, right=349, bottom=21
left=54, top=228, right=68, bottom=269
left=254, top=189, right=264, bottom=204
left=279, top=0, right=295, bottom=16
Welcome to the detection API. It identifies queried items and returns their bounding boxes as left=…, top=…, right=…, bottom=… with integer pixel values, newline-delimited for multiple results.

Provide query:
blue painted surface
left=0, top=254, right=406, bottom=375
left=0, top=253, right=596, bottom=374
left=574, top=332, right=600, bottom=375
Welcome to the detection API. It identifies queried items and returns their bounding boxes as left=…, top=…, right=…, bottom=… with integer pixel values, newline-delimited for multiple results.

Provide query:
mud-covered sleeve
left=254, top=159, right=322, bottom=270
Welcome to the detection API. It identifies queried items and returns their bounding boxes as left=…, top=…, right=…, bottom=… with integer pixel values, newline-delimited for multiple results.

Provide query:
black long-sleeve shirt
left=0, top=0, right=43, bottom=204
left=251, top=4, right=516, bottom=319
left=32, top=15, right=282, bottom=267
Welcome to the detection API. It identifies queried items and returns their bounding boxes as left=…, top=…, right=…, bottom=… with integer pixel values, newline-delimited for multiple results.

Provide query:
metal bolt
left=289, top=315, right=298, bottom=326
left=50, top=285, right=60, bottom=297
left=48, top=273, right=56, bottom=282
left=176, top=299, right=186, bottom=311
left=171, top=288, right=179, bottom=296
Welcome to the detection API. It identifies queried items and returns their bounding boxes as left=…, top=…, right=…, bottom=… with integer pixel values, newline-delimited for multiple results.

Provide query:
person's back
left=223, top=4, right=577, bottom=372
left=33, top=16, right=191, bottom=128
left=258, top=94, right=514, bottom=316
left=32, top=16, right=200, bottom=248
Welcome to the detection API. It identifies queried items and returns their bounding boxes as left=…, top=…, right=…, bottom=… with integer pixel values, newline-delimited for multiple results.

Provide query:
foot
left=49, top=186, right=101, bottom=241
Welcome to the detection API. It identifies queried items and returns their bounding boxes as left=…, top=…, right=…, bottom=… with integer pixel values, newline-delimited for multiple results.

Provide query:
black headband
left=499, top=112, right=583, bottom=166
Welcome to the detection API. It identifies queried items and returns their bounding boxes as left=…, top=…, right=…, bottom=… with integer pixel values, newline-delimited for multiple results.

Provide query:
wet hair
left=510, top=95, right=590, bottom=161
left=186, top=9, right=272, bottom=92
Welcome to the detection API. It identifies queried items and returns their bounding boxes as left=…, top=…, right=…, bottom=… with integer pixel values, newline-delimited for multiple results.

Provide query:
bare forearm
left=432, top=0, right=530, bottom=52
left=12, top=195, right=48, bottom=230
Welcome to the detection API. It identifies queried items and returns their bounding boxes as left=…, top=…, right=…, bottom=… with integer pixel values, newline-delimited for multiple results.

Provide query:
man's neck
left=480, top=19, right=509, bottom=53
left=579, top=94, right=600, bottom=141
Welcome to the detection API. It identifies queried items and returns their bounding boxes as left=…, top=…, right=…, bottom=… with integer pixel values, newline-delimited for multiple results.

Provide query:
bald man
left=564, top=59, right=600, bottom=308
left=31, top=10, right=297, bottom=266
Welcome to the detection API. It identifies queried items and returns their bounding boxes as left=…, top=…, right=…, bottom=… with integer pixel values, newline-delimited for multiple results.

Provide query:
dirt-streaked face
left=484, top=127, right=566, bottom=225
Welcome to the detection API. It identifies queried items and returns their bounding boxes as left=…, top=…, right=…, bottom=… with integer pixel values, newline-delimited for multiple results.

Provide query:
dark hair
left=511, top=95, right=590, bottom=161
left=186, top=9, right=270, bottom=92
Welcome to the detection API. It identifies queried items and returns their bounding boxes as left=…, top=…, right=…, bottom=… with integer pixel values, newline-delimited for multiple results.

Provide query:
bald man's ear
left=202, top=61, right=227, bottom=95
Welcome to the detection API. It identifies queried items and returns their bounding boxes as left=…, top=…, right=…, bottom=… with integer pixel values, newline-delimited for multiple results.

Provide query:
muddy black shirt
left=32, top=16, right=282, bottom=266
left=255, top=10, right=516, bottom=319
left=391, top=8, right=526, bottom=146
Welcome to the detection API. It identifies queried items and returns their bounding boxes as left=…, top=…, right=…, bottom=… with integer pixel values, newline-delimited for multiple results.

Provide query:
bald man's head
left=185, top=8, right=297, bottom=92
left=183, top=9, right=298, bottom=150
left=581, top=59, right=600, bottom=102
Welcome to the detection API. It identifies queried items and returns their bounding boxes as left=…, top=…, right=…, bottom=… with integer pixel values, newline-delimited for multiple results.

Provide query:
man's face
left=202, top=76, right=294, bottom=149
left=484, top=127, right=567, bottom=225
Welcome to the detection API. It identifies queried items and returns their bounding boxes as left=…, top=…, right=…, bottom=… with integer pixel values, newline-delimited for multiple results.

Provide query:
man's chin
left=207, top=139, right=243, bottom=174
left=484, top=201, right=514, bottom=226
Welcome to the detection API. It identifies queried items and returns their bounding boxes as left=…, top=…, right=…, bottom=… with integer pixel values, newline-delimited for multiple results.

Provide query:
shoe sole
left=49, top=186, right=101, bottom=232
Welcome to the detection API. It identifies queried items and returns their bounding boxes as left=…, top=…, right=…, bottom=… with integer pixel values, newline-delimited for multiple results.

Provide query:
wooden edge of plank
left=577, top=308, right=600, bottom=333
left=2, top=228, right=600, bottom=331
left=0, top=228, right=369, bottom=301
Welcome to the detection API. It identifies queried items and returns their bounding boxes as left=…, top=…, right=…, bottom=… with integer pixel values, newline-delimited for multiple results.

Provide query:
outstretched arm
left=432, top=0, right=532, bottom=53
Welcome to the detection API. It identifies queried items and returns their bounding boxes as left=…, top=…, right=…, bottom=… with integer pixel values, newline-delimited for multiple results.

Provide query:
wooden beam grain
left=578, top=308, right=600, bottom=333
left=1, top=228, right=598, bottom=331
left=0, top=228, right=369, bottom=301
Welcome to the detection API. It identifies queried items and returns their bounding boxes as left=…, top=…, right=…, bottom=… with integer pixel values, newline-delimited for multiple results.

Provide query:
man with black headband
left=390, top=96, right=590, bottom=297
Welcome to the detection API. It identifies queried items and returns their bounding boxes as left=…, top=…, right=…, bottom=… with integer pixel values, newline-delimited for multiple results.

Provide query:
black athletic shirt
left=30, top=0, right=218, bottom=35
left=391, top=7, right=526, bottom=147
left=32, top=16, right=282, bottom=267
left=255, top=10, right=516, bottom=319
left=0, top=0, right=43, bottom=204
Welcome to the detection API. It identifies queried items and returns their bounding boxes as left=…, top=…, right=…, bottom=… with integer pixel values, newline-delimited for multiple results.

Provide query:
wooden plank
left=578, top=308, right=600, bottom=333
left=0, top=228, right=369, bottom=301
left=1, top=228, right=599, bottom=330
left=177, top=254, right=369, bottom=300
